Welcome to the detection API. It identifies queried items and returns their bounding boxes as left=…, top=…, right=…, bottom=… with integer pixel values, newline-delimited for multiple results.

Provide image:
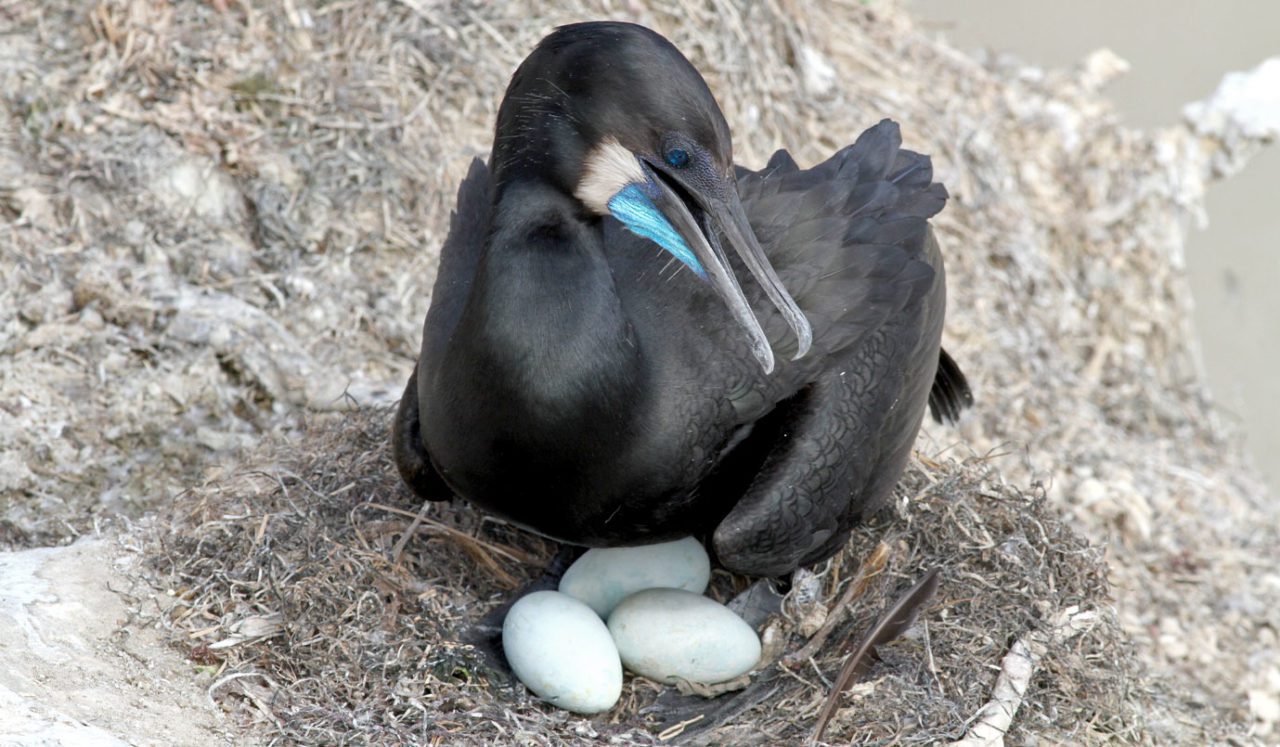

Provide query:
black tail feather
left=928, top=347, right=973, bottom=424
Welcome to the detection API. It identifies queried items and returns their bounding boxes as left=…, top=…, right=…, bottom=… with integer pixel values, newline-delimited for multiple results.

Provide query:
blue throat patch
left=607, top=183, right=706, bottom=278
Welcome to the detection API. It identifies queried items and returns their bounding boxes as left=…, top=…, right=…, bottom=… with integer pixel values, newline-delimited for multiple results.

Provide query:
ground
left=1, top=0, right=1278, bottom=744
left=0, top=539, right=240, bottom=746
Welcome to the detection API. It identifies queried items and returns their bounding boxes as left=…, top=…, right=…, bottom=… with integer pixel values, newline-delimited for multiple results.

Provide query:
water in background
left=910, top=0, right=1280, bottom=495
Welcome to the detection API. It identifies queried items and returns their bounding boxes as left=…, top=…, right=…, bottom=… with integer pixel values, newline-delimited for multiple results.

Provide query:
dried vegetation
left=1, top=0, right=1277, bottom=744
left=155, top=408, right=1137, bottom=745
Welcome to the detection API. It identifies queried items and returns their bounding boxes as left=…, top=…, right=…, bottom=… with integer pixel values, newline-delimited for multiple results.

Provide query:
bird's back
left=739, top=120, right=947, bottom=370
left=613, top=120, right=949, bottom=420
left=665, top=120, right=958, bottom=572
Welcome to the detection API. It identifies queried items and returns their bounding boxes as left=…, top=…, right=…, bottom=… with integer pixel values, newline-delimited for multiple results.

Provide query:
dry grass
left=148, top=408, right=1148, bottom=745
left=2, top=0, right=1277, bottom=743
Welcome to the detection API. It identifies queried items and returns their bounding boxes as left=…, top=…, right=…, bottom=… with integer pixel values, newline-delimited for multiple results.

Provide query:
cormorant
left=393, top=21, right=971, bottom=577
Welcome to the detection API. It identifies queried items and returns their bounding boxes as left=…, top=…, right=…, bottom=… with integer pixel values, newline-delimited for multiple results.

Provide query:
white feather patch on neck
left=575, top=137, right=646, bottom=215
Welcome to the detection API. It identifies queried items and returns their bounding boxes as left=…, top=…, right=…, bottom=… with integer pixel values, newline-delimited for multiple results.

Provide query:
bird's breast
left=422, top=319, right=745, bottom=546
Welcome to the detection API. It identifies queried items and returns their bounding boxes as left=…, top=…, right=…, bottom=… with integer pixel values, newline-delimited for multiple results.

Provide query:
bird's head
left=491, top=22, right=811, bottom=373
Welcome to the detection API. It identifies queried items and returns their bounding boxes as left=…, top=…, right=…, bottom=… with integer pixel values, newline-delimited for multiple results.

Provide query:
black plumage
left=393, top=21, right=971, bottom=578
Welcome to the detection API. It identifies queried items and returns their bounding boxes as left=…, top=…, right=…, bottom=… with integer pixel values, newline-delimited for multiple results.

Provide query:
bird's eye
left=665, top=148, right=690, bottom=168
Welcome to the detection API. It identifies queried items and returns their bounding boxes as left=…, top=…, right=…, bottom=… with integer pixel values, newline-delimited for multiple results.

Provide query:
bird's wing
left=420, top=157, right=494, bottom=377
left=735, top=120, right=947, bottom=366
left=392, top=363, right=453, bottom=501
left=711, top=315, right=931, bottom=575
left=711, top=121, right=958, bottom=574
left=393, top=157, right=493, bottom=503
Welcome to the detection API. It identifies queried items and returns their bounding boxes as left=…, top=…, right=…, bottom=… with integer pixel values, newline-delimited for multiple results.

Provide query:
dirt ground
left=2, top=0, right=1278, bottom=744
left=0, top=538, right=244, bottom=746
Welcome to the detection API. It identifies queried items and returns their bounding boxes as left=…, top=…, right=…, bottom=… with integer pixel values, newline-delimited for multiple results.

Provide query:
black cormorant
left=393, top=21, right=971, bottom=577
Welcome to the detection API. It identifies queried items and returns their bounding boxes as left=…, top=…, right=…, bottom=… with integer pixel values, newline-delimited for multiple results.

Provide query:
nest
left=148, top=407, right=1150, bottom=745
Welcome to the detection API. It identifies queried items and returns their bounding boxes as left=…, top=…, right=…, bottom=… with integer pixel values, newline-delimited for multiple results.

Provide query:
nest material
left=151, top=407, right=1142, bottom=746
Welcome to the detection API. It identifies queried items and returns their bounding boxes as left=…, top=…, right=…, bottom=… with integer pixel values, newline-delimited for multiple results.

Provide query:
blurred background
left=910, top=0, right=1280, bottom=495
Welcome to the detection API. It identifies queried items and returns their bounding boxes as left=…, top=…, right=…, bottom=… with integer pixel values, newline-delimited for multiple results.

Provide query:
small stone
left=1249, top=688, right=1280, bottom=724
left=559, top=536, right=710, bottom=618
left=788, top=568, right=828, bottom=637
left=502, top=591, right=622, bottom=715
left=799, top=44, right=837, bottom=96
left=608, top=588, right=761, bottom=685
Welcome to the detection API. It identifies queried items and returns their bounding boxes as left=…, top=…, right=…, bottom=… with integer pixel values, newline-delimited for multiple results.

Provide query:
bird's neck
left=457, top=181, right=645, bottom=428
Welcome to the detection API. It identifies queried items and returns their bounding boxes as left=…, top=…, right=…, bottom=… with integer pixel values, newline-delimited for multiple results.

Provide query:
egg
left=608, top=588, right=762, bottom=685
left=558, top=536, right=711, bottom=617
left=501, top=591, right=622, bottom=714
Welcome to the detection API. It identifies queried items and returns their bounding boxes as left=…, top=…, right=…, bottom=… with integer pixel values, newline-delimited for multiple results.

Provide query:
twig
left=390, top=500, right=431, bottom=566
left=947, top=606, right=1099, bottom=747
left=658, top=714, right=705, bottom=741
left=364, top=502, right=540, bottom=565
